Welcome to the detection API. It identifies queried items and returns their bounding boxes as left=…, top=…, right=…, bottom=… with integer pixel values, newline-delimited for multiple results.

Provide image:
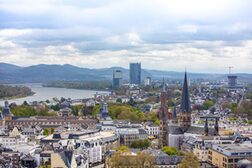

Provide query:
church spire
left=180, top=71, right=190, bottom=112
left=162, top=78, right=166, bottom=92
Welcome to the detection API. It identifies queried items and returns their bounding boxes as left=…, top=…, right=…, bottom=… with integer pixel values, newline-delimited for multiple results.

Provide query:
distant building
left=129, top=63, right=141, bottom=85
left=58, top=107, right=72, bottom=117
left=113, top=70, right=123, bottom=89
left=144, top=77, right=151, bottom=86
left=228, top=75, right=237, bottom=88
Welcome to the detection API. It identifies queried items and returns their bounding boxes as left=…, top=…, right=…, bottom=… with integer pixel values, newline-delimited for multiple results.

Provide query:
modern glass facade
left=129, top=63, right=141, bottom=85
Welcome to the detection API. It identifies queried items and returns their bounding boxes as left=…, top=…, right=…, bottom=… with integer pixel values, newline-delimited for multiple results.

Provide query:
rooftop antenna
left=227, top=66, right=234, bottom=74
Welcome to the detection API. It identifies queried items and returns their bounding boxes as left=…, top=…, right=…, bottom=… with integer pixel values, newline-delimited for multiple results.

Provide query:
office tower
left=129, top=63, right=141, bottom=85
left=227, top=75, right=237, bottom=88
left=113, top=70, right=123, bottom=89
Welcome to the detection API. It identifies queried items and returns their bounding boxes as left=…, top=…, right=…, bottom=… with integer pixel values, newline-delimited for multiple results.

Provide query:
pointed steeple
left=180, top=71, right=190, bottom=112
left=173, top=106, right=177, bottom=119
left=162, top=78, right=166, bottom=92
left=204, top=119, right=209, bottom=136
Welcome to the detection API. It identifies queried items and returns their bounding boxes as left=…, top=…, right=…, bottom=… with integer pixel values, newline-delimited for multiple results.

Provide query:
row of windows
left=2, top=139, right=16, bottom=142
left=223, top=158, right=240, bottom=163
left=148, top=127, right=159, bottom=130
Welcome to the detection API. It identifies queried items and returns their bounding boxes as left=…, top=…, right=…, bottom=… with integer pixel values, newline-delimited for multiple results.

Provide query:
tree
left=178, top=152, right=200, bottom=168
left=91, top=104, right=100, bottom=116
left=50, top=104, right=60, bottom=111
left=145, top=96, right=158, bottom=103
left=202, top=100, right=215, bottom=110
left=210, top=107, right=216, bottom=113
left=11, top=105, right=37, bottom=116
left=43, top=128, right=49, bottom=136
left=221, top=101, right=231, bottom=109
left=116, top=146, right=130, bottom=152
left=116, top=98, right=122, bottom=103
left=108, top=151, right=155, bottom=168
left=231, top=103, right=238, bottom=114
left=108, top=104, right=144, bottom=121
left=130, top=139, right=151, bottom=149
left=136, top=152, right=155, bottom=168
left=145, top=111, right=160, bottom=125
left=71, top=105, right=81, bottom=116
left=23, top=101, right=28, bottom=106
left=0, top=85, right=33, bottom=99
left=162, top=146, right=182, bottom=156
left=128, top=98, right=137, bottom=107
left=167, top=99, right=175, bottom=107
left=51, top=128, right=55, bottom=134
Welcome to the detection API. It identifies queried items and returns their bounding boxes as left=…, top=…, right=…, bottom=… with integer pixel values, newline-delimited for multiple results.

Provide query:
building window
left=228, top=159, right=233, bottom=163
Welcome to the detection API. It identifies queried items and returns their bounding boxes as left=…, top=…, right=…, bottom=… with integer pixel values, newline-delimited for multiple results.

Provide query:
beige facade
left=208, top=148, right=252, bottom=168
left=193, top=146, right=208, bottom=162
left=9, top=127, right=21, bottom=137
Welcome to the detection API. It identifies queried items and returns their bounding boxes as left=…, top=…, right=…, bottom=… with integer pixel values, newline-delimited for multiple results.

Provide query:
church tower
left=178, top=72, right=191, bottom=130
left=158, top=79, right=168, bottom=148
left=0, top=101, right=13, bottom=126
left=100, top=101, right=109, bottom=119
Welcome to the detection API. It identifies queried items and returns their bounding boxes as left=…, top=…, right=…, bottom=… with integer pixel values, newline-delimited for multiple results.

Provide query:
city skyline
left=1, top=0, right=252, bottom=73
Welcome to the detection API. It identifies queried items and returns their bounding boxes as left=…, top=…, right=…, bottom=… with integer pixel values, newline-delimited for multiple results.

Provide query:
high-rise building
left=113, top=70, right=123, bottom=89
left=129, top=63, right=141, bottom=85
left=227, top=75, right=237, bottom=88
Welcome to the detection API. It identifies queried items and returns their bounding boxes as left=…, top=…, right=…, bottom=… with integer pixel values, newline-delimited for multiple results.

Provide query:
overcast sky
left=0, top=0, right=252, bottom=73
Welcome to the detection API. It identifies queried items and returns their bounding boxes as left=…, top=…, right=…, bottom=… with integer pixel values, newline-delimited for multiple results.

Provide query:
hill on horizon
left=0, top=62, right=251, bottom=83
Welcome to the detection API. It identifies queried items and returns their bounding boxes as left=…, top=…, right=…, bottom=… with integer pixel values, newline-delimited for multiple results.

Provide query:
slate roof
left=59, top=150, right=74, bottom=168
left=52, top=133, right=61, bottom=139
left=168, top=125, right=216, bottom=135
left=139, top=129, right=148, bottom=135
left=143, top=149, right=182, bottom=165
left=167, top=125, right=184, bottom=135
left=186, top=126, right=215, bottom=135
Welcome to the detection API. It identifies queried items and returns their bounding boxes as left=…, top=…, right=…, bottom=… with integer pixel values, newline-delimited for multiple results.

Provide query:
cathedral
left=158, top=71, right=219, bottom=148
left=158, top=72, right=191, bottom=148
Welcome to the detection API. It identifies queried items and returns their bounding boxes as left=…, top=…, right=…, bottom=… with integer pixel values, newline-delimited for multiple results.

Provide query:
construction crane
left=227, top=66, right=234, bottom=74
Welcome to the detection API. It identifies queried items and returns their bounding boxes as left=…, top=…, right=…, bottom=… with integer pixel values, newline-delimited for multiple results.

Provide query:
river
left=0, top=83, right=110, bottom=105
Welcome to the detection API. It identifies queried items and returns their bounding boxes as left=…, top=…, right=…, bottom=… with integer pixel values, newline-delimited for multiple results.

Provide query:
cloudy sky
left=0, top=0, right=252, bottom=73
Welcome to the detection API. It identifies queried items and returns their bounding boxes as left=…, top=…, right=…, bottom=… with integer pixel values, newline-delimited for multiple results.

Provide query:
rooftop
left=212, top=143, right=252, bottom=156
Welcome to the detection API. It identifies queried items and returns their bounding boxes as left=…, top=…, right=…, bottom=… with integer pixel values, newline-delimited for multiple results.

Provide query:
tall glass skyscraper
left=113, top=70, right=123, bottom=89
left=129, top=63, right=141, bottom=85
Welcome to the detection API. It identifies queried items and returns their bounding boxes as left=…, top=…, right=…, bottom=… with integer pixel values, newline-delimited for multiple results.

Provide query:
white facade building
left=146, top=124, right=159, bottom=137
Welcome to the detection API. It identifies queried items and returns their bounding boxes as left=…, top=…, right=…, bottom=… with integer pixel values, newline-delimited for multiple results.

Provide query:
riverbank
left=0, top=85, right=35, bottom=100
left=0, top=83, right=110, bottom=105
left=42, top=80, right=112, bottom=91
